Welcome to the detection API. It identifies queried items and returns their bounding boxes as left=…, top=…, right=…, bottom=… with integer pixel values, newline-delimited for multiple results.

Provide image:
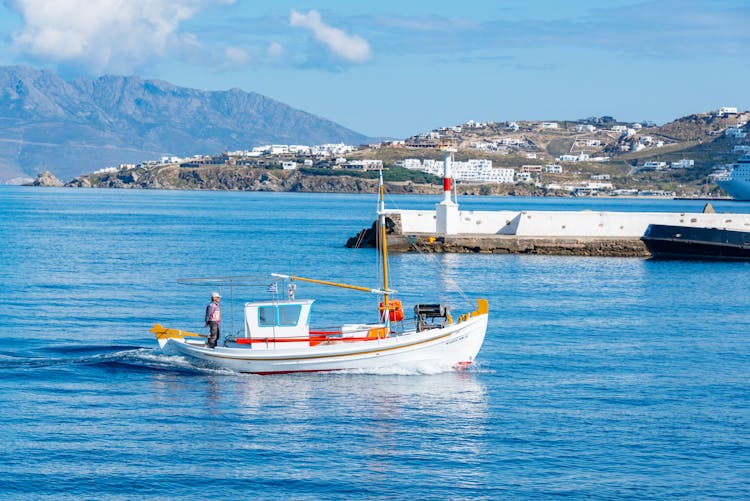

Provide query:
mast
left=377, top=169, right=390, bottom=326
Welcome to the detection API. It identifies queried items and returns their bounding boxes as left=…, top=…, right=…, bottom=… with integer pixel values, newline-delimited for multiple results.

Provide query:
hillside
left=0, top=66, right=372, bottom=182
left=63, top=108, right=750, bottom=197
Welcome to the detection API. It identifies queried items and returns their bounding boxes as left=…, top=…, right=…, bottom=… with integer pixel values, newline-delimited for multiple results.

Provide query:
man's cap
left=212, top=292, right=221, bottom=298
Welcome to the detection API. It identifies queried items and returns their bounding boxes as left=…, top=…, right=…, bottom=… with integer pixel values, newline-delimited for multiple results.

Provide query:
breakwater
left=347, top=208, right=750, bottom=256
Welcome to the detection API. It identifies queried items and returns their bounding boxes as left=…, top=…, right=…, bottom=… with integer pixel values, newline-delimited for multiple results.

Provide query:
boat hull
left=717, top=179, right=750, bottom=201
left=159, top=314, right=488, bottom=374
left=716, top=154, right=750, bottom=200
left=642, top=224, right=750, bottom=260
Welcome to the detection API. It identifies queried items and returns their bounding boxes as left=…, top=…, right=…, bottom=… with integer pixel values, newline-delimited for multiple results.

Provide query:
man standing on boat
left=205, top=292, right=221, bottom=348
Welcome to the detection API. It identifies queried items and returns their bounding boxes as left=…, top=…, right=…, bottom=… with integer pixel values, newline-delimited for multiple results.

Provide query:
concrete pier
left=346, top=207, right=750, bottom=257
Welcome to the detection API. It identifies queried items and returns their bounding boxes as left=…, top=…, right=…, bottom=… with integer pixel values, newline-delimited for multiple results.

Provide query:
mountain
left=0, top=66, right=372, bottom=182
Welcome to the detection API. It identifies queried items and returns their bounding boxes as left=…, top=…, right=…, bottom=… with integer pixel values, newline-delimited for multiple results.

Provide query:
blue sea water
left=1, top=186, right=750, bottom=499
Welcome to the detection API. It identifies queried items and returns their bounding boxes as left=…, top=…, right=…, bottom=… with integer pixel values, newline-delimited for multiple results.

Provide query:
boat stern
left=150, top=323, right=203, bottom=349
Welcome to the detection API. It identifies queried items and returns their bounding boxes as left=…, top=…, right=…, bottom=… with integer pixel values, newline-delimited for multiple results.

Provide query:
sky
left=0, top=0, right=748, bottom=138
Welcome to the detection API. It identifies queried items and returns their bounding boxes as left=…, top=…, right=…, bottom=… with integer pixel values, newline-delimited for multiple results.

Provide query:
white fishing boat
left=151, top=171, right=488, bottom=374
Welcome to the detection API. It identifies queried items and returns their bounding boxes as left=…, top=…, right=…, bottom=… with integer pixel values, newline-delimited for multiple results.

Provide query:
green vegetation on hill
left=299, top=166, right=440, bottom=184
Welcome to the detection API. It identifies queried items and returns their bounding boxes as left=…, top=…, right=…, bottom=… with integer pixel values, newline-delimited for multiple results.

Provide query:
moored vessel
left=716, top=154, right=750, bottom=200
left=641, top=224, right=750, bottom=260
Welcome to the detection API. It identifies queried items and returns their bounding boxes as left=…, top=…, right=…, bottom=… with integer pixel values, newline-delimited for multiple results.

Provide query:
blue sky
left=1, top=0, right=748, bottom=138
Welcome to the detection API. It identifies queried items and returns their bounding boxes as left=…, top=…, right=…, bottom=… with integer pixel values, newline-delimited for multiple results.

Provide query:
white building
left=289, top=145, right=312, bottom=155
left=726, top=127, right=747, bottom=139
left=402, top=158, right=514, bottom=183
left=545, top=164, right=563, bottom=173
left=282, top=161, right=297, bottom=170
left=541, top=122, right=559, bottom=129
left=344, top=159, right=383, bottom=171
left=558, top=153, right=590, bottom=162
left=575, top=124, right=596, bottom=133
left=311, top=143, right=356, bottom=156
left=584, top=181, right=614, bottom=190
left=719, top=106, right=738, bottom=115
left=94, top=166, right=119, bottom=174
left=670, top=159, right=695, bottom=169
left=452, top=159, right=514, bottom=184
left=516, top=172, right=532, bottom=182
left=643, top=161, right=668, bottom=170
left=469, top=141, right=497, bottom=151
left=520, top=165, right=543, bottom=173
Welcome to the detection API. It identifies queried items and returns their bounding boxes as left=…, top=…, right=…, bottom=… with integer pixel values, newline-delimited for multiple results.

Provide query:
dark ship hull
left=642, top=224, right=750, bottom=260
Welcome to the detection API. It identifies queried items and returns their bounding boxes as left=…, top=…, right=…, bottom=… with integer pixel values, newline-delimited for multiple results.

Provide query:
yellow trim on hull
left=173, top=328, right=456, bottom=362
left=150, top=323, right=206, bottom=340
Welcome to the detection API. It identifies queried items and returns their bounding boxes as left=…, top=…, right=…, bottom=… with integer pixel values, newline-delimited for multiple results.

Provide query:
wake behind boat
left=151, top=171, right=489, bottom=374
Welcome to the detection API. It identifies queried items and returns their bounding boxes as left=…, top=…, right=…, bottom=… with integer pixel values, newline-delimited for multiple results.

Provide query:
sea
left=1, top=186, right=749, bottom=500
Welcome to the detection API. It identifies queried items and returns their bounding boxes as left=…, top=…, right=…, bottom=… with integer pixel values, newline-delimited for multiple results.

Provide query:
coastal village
left=69, top=107, right=750, bottom=197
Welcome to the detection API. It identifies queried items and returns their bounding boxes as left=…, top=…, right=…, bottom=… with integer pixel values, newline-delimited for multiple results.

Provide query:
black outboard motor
left=414, top=303, right=451, bottom=332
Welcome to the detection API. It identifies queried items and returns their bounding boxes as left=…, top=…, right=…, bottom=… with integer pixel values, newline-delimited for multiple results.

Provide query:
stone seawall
left=345, top=213, right=649, bottom=256
left=387, top=234, right=649, bottom=257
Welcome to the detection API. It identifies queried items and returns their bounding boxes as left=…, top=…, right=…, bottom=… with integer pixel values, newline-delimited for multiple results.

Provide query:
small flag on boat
left=267, top=281, right=278, bottom=293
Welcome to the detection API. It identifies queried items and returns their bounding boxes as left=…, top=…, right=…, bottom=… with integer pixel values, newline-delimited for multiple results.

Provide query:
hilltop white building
left=403, top=158, right=515, bottom=184
left=643, top=161, right=668, bottom=170
left=670, top=159, right=695, bottom=169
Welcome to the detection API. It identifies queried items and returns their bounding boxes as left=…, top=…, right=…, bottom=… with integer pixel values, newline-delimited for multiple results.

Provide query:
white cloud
left=224, top=47, right=250, bottom=65
left=9, top=0, right=224, bottom=72
left=267, top=41, right=285, bottom=58
left=289, top=10, right=372, bottom=64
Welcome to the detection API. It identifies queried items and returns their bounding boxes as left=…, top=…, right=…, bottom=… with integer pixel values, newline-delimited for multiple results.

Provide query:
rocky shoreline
left=25, top=164, right=551, bottom=196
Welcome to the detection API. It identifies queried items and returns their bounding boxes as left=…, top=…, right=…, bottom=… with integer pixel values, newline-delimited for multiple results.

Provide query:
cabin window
left=257, top=304, right=302, bottom=327
left=258, top=306, right=275, bottom=327
left=277, top=304, right=302, bottom=326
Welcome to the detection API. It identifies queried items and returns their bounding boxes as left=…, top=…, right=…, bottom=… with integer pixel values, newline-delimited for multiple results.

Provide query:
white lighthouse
left=435, top=150, right=459, bottom=234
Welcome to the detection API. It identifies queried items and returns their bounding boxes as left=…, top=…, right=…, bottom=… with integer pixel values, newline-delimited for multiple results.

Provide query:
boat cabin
left=238, top=298, right=389, bottom=349
left=242, top=299, right=313, bottom=349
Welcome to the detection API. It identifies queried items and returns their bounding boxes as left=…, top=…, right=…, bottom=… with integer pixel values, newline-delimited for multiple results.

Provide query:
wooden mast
left=378, top=169, right=390, bottom=325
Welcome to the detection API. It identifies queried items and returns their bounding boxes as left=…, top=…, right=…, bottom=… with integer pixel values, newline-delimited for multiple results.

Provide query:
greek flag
left=267, top=281, right=278, bottom=293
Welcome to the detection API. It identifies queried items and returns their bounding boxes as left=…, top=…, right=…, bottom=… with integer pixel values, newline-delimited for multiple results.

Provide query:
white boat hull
left=158, top=314, right=487, bottom=374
